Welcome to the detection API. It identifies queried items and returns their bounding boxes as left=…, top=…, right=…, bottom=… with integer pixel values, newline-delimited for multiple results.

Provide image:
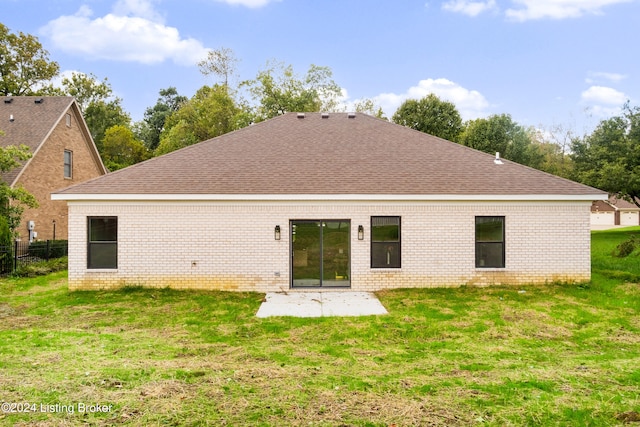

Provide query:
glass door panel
left=291, top=220, right=350, bottom=288
left=292, top=221, right=321, bottom=287
left=322, top=221, right=350, bottom=287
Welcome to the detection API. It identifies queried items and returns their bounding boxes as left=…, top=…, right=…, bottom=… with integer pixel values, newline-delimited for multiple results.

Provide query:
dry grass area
left=0, top=228, right=639, bottom=426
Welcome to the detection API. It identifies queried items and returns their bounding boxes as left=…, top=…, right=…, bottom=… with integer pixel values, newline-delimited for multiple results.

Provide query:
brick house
left=53, top=113, right=606, bottom=291
left=591, top=196, right=640, bottom=227
left=1, top=96, right=107, bottom=241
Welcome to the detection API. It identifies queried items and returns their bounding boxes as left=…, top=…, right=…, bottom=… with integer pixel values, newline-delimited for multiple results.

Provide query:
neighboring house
left=591, top=196, right=640, bottom=227
left=53, top=113, right=607, bottom=292
left=1, top=96, right=107, bottom=241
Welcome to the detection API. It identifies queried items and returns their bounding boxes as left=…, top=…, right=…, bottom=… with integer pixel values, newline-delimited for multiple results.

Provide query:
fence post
left=14, top=240, right=18, bottom=273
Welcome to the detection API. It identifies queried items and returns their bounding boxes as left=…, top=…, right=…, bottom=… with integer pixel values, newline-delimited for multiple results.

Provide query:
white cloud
left=373, top=78, right=490, bottom=120
left=581, top=85, right=627, bottom=105
left=213, top=0, right=279, bottom=7
left=442, top=0, right=497, bottom=17
left=581, top=85, right=629, bottom=118
left=585, top=71, right=627, bottom=84
left=40, top=1, right=209, bottom=65
left=505, top=0, right=632, bottom=21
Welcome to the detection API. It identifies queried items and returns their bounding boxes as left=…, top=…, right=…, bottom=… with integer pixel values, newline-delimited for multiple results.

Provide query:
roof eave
left=52, top=193, right=609, bottom=202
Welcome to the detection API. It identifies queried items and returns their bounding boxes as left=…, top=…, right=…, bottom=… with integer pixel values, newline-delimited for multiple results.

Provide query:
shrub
left=13, top=257, right=67, bottom=277
left=612, top=235, right=640, bottom=258
left=0, top=216, right=13, bottom=274
left=27, top=240, right=68, bottom=259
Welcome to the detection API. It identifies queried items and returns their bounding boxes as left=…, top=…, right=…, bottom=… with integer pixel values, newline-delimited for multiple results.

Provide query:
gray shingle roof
left=54, top=112, right=606, bottom=199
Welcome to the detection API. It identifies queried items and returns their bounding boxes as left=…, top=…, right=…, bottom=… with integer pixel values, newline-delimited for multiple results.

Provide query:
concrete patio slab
left=255, top=291, right=388, bottom=318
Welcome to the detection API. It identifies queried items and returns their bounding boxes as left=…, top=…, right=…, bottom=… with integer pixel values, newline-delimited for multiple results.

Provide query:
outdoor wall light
left=358, top=225, right=364, bottom=240
left=275, top=225, right=281, bottom=240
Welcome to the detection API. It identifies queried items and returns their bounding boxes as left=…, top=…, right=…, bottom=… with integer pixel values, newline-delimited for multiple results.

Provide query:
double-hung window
left=88, top=217, right=118, bottom=269
left=475, top=216, right=505, bottom=268
left=371, top=216, right=401, bottom=268
left=64, top=150, right=73, bottom=179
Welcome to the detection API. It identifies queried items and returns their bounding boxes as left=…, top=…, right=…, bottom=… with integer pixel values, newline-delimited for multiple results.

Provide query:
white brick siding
left=67, top=200, right=591, bottom=291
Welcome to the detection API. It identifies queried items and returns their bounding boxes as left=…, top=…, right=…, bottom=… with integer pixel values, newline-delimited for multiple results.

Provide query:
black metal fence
left=0, top=240, right=68, bottom=275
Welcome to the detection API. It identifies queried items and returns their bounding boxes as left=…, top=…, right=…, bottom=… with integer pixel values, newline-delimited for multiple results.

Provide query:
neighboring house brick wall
left=16, top=107, right=104, bottom=241
left=67, top=200, right=591, bottom=291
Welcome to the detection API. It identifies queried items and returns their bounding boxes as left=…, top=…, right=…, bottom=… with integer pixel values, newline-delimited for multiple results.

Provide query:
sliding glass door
left=291, top=220, right=350, bottom=288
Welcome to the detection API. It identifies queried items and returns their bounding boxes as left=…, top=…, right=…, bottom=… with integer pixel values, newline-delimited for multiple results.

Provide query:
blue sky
left=2, top=0, right=638, bottom=135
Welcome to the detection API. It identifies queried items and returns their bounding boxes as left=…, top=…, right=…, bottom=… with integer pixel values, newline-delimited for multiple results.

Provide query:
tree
left=241, top=61, right=342, bottom=120
left=84, top=100, right=131, bottom=153
left=101, top=125, right=149, bottom=171
left=0, top=144, right=38, bottom=234
left=136, top=87, right=187, bottom=151
left=0, top=214, right=11, bottom=255
left=457, top=114, right=541, bottom=167
left=392, top=94, right=463, bottom=141
left=571, top=103, right=640, bottom=207
left=197, top=47, right=239, bottom=88
left=47, top=72, right=130, bottom=152
left=528, top=126, right=574, bottom=179
left=50, top=72, right=112, bottom=111
left=155, top=85, right=250, bottom=156
left=0, top=23, right=59, bottom=96
left=354, top=98, right=387, bottom=119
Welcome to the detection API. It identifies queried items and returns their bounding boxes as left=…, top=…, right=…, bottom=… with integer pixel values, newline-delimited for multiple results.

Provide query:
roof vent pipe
left=494, top=152, right=504, bottom=165
left=9, top=114, right=14, bottom=122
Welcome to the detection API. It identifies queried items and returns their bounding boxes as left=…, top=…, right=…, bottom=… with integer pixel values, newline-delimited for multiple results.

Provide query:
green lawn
left=0, top=228, right=639, bottom=426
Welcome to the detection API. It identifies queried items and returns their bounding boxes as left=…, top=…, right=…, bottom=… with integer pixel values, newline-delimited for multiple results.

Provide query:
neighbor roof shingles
left=1, top=96, right=75, bottom=186
left=54, top=112, right=605, bottom=197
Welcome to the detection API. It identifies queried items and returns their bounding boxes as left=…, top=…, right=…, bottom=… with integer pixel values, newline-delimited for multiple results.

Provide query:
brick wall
left=67, top=200, right=592, bottom=291
left=16, top=107, right=104, bottom=241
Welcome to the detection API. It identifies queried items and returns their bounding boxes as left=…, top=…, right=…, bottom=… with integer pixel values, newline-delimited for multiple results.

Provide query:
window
left=64, top=150, right=73, bottom=179
left=66, top=113, right=71, bottom=127
left=476, top=216, right=505, bottom=268
left=88, top=217, right=117, bottom=269
left=371, top=216, right=401, bottom=268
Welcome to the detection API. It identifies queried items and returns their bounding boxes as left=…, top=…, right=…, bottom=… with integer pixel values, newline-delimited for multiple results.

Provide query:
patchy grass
left=0, top=230, right=639, bottom=426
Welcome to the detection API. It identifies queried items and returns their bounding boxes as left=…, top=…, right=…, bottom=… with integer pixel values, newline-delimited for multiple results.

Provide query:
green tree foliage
left=51, top=72, right=113, bottom=110
left=197, top=47, right=239, bottom=88
left=48, top=72, right=130, bottom=153
left=155, top=85, right=250, bottom=156
left=392, top=94, right=463, bottom=141
left=0, top=214, right=11, bottom=254
left=458, top=114, right=542, bottom=167
left=0, top=144, right=38, bottom=234
left=136, top=87, right=187, bottom=151
left=0, top=213, right=12, bottom=273
left=571, top=103, right=640, bottom=207
left=354, top=98, right=387, bottom=119
left=101, top=125, right=149, bottom=171
left=528, top=126, right=574, bottom=179
left=84, top=100, right=131, bottom=153
left=0, top=23, right=59, bottom=96
left=241, top=61, right=342, bottom=120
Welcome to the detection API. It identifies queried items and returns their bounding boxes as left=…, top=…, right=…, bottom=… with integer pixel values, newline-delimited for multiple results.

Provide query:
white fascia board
left=52, top=193, right=609, bottom=202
